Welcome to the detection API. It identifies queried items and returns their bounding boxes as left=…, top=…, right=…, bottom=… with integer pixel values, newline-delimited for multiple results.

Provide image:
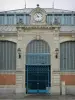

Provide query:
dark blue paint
left=25, top=65, right=51, bottom=94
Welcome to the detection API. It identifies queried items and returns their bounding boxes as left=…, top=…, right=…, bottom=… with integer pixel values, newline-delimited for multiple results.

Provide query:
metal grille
left=26, top=65, right=50, bottom=94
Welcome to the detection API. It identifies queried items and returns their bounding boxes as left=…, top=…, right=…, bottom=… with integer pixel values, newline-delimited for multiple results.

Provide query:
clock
left=34, top=13, right=43, bottom=22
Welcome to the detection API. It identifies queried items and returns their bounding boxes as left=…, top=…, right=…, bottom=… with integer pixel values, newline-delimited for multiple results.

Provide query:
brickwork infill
left=61, top=75, right=75, bottom=85
left=0, top=74, right=16, bottom=85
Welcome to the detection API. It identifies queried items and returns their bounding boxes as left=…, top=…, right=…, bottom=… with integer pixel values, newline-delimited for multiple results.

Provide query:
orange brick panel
left=0, top=74, right=16, bottom=85
left=61, top=75, right=75, bottom=85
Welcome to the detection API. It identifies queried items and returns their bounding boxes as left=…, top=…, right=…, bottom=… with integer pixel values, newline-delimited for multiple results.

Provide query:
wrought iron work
left=17, top=48, right=21, bottom=59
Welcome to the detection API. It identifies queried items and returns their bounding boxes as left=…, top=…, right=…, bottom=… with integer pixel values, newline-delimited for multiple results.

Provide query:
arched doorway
left=25, top=40, right=51, bottom=94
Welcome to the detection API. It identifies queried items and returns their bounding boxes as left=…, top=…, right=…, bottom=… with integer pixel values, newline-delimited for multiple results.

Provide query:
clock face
left=34, top=13, right=43, bottom=22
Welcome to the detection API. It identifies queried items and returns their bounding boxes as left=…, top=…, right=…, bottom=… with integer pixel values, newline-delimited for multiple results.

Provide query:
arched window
left=26, top=40, right=50, bottom=65
left=0, top=41, right=16, bottom=70
left=60, top=41, right=75, bottom=71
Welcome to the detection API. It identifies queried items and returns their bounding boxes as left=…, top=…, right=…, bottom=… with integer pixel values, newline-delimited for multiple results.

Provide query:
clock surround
left=30, top=5, right=47, bottom=25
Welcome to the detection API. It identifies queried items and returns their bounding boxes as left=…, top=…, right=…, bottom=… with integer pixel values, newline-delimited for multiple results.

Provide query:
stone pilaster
left=51, top=71, right=60, bottom=95
left=51, top=26, right=60, bottom=95
left=16, top=28, right=25, bottom=94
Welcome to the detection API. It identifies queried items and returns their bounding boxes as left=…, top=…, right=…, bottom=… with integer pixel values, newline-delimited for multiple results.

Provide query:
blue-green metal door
left=26, top=65, right=51, bottom=94
left=25, top=40, right=51, bottom=94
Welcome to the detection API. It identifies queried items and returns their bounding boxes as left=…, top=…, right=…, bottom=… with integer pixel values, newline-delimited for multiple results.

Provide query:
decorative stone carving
left=18, top=36, right=22, bottom=41
left=1, top=35, right=4, bottom=37
left=36, top=34, right=41, bottom=40
left=17, top=18, right=24, bottom=25
left=53, top=18, right=60, bottom=25
left=16, top=25, right=60, bottom=30
left=72, top=34, right=75, bottom=40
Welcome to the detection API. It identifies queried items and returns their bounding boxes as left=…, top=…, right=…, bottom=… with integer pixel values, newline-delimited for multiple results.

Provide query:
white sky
left=0, top=0, right=75, bottom=11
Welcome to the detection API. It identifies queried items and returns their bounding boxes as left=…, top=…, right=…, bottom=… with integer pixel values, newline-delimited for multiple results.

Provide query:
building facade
left=0, top=4, right=75, bottom=95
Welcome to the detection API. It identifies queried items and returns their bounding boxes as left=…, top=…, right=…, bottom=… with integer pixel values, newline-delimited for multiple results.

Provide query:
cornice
left=0, top=32, right=17, bottom=36
left=60, top=31, right=75, bottom=36
left=16, top=25, right=60, bottom=30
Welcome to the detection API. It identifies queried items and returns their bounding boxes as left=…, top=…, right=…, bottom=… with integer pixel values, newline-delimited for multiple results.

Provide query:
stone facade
left=0, top=5, right=75, bottom=95
left=15, top=25, right=60, bottom=94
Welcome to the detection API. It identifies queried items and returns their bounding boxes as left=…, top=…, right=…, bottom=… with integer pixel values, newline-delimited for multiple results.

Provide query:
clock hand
left=36, top=13, right=40, bottom=18
left=37, top=15, right=39, bottom=18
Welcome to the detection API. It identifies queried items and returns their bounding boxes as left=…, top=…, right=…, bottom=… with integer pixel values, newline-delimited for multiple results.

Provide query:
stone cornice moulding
left=59, top=31, right=75, bottom=36
left=16, top=25, right=60, bottom=31
left=0, top=32, right=17, bottom=36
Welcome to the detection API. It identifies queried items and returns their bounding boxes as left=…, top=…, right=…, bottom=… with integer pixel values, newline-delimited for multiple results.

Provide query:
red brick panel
left=61, top=75, right=75, bottom=85
left=0, top=74, right=16, bottom=85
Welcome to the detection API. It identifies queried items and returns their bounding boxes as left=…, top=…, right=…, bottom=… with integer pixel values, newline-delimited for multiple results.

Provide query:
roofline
left=0, top=7, right=75, bottom=13
left=0, top=8, right=32, bottom=13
